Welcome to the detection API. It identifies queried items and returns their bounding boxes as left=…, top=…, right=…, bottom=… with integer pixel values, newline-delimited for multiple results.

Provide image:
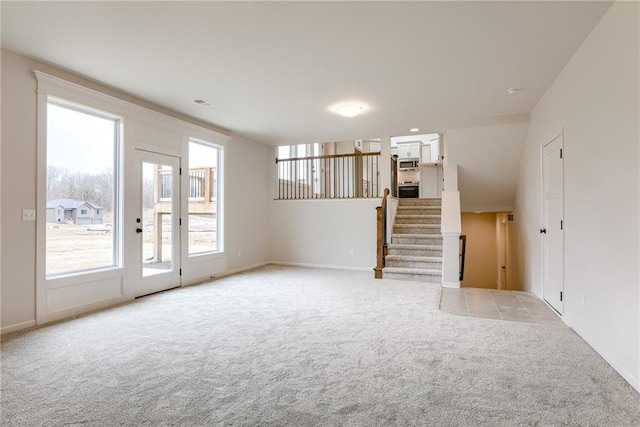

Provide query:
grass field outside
left=46, top=211, right=217, bottom=276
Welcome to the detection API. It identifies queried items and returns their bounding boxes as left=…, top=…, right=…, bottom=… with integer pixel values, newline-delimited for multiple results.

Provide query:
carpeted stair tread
left=391, top=233, right=442, bottom=237
left=397, top=198, right=442, bottom=207
left=395, top=215, right=442, bottom=225
left=385, top=255, right=442, bottom=262
left=387, top=243, right=443, bottom=250
left=386, top=198, right=444, bottom=282
left=393, top=224, right=442, bottom=234
left=383, top=266, right=442, bottom=275
left=390, top=233, right=443, bottom=241
left=397, top=207, right=441, bottom=211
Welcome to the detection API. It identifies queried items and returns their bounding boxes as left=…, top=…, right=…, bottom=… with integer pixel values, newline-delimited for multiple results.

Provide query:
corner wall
left=513, top=1, right=639, bottom=390
left=225, top=136, right=271, bottom=273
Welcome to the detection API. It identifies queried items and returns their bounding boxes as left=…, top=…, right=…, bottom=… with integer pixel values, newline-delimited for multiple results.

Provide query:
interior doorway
left=460, top=211, right=520, bottom=290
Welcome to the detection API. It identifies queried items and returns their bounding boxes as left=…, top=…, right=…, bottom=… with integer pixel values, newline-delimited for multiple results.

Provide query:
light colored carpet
left=1, top=265, right=639, bottom=426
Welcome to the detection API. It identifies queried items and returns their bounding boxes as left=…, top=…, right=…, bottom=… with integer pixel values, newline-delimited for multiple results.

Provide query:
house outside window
left=45, top=99, right=119, bottom=276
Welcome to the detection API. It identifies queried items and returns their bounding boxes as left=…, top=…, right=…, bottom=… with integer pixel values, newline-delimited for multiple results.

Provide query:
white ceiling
left=1, top=1, right=612, bottom=146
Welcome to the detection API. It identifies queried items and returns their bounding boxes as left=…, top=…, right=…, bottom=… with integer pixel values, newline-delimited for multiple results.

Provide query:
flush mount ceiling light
left=410, top=128, right=420, bottom=132
left=506, top=87, right=523, bottom=95
left=335, top=104, right=364, bottom=118
left=193, top=98, right=214, bottom=107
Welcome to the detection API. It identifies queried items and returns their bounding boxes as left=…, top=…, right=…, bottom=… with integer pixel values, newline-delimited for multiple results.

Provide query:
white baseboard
left=1, top=319, right=36, bottom=335
left=269, top=261, right=372, bottom=272
left=442, top=281, right=461, bottom=288
left=212, top=262, right=271, bottom=279
left=571, top=326, right=640, bottom=393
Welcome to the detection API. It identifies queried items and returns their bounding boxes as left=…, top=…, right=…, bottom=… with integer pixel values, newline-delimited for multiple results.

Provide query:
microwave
left=398, top=159, right=419, bottom=170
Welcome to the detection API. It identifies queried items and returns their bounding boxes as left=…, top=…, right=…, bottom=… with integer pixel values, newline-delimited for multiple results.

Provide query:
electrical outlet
left=22, top=209, right=36, bottom=221
left=237, top=250, right=242, bottom=257
left=349, top=249, right=354, bottom=256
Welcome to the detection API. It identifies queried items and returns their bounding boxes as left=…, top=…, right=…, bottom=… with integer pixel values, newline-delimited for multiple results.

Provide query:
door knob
left=540, top=228, right=547, bottom=234
left=136, top=228, right=143, bottom=233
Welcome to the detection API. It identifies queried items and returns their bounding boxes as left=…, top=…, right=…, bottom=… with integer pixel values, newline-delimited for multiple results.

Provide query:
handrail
left=275, top=151, right=379, bottom=163
left=374, top=188, right=390, bottom=279
left=459, top=235, right=467, bottom=281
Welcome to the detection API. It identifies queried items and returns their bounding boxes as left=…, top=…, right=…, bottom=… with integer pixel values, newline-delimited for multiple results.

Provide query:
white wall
left=225, top=136, right=271, bottom=273
left=0, top=39, right=3, bottom=334
left=0, top=49, right=271, bottom=330
left=268, top=136, right=390, bottom=272
left=514, top=2, right=639, bottom=391
left=1, top=50, right=39, bottom=330
left=445, top=119, right=529, bottom=212
left=440, top=191, right=462, bottom=288
left=270, top=199, right=378, bottom=270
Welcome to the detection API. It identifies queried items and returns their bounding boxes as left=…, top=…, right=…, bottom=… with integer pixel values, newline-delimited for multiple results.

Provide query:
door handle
left=540, top=228, right=547, bottom=234
left=136, top=228, right=143, bottom=233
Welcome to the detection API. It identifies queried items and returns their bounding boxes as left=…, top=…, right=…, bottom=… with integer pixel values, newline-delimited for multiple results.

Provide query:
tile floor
left=439, top=287, right=564, bottom=325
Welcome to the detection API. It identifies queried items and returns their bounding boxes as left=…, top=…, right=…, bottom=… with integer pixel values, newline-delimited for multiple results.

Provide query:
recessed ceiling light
left=410, top=128, right=420, bottom=132
left=335, top=104, right=364, bottom=118
left=194, top=98, right=214, bottom=107
left=506, top=87, right=523, bottom=95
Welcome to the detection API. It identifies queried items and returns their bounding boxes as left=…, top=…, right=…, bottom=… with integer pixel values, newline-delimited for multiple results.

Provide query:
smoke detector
left=193, top=98, right=214, bottom=107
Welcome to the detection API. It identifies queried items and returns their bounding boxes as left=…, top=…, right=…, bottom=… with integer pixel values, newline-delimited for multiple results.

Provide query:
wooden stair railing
left=275, top=152, right=381, bottom=200
left=374, top=188, right=390, bottom=279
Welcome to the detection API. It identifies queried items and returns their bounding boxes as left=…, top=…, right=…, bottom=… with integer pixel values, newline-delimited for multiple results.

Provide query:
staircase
left=383, top=198, right=443, bottom=283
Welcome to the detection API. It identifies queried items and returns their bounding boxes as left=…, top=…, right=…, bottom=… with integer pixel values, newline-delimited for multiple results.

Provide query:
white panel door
left=542, top=136, right=564, bottom=313
left=132, top=150, right=181, bottom=297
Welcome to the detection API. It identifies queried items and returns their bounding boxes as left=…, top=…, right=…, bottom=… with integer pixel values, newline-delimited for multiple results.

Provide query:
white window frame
left=36, top=72, right=126, bottom=324
left=186, top=138, right=224, bottom=257
left=35, top=71, right=230, bottom=325
left=45, top=98, right=122, bottom=280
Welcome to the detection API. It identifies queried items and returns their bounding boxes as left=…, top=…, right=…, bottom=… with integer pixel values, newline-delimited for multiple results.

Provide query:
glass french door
left=133, top=149, right=181, bottom=297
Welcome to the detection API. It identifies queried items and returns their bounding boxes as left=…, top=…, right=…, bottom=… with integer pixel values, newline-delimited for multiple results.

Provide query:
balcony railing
left=156, top=167, right=217, bottom=215
left=158, top=167, right=216, bottom=203
left=275, top=152, right=381, bottom=200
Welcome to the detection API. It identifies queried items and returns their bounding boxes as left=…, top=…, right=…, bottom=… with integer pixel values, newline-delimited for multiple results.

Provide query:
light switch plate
left=22, top=209, right=36, bottom=221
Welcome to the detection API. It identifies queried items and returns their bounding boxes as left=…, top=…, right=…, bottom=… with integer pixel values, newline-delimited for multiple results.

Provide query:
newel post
left=374, top=188, right=390, bottom=279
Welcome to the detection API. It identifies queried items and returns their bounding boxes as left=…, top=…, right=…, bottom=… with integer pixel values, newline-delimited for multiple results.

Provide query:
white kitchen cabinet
left=421, top=145, right=431, bottom=163
left=397, top=142, right=420, bottom=159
